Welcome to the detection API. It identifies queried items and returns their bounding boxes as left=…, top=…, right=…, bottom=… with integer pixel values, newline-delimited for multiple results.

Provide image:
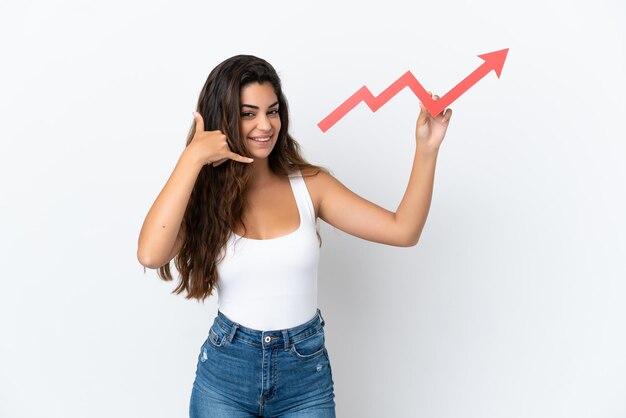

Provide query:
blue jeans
left=189, top=309, right=336, bottom=417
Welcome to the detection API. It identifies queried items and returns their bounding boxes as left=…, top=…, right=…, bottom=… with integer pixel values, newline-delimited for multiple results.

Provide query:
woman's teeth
left=249, top=136, right=271, bottom=142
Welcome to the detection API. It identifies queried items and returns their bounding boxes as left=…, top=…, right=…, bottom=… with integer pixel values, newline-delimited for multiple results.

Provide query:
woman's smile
left=248, top=134, right=273, bottom=143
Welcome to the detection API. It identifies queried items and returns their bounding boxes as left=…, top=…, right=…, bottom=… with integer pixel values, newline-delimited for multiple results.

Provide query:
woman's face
left=239, top=82, right=281, bottom=160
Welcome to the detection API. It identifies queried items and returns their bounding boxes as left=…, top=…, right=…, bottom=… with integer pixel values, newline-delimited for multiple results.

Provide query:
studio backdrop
left=1, top=0, right=625, bottom=417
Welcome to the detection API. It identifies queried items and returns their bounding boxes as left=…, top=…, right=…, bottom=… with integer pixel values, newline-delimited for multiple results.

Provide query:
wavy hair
left=157, top=55, right=325, bottom=302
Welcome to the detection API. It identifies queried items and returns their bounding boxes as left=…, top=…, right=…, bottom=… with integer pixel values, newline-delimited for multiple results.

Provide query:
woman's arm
left=314, top=93, right=452, bottom=247
left=137, top=112, right=253, bottom=269
left=137, top=150, right=204, bottom=269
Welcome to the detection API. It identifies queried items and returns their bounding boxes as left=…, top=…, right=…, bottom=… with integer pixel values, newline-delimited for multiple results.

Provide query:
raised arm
left=137, top=150, right=203, bottom=269
left=315, top=93, right=452, bottom=247
left=137, top=112, right=253, bottom=269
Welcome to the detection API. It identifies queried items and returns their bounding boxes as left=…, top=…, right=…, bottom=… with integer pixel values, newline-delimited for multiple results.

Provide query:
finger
left=441, top=108, right=453, bottom=123
left=417, top=102, right=429, bottom=124
left=212, top=158, right=227, bottom=167
left=193, top=111, right=205, bottom=135
left=432, top=95, right=442, bottom=117
left=228, top=152, right=254, bottom=164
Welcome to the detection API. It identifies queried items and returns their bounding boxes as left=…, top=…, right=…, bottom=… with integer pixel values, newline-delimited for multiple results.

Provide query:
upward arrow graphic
left=317, top=48, right=509, bottom=132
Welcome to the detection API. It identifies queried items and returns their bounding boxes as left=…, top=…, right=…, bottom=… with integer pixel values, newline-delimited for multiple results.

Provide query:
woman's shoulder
left=295, top=165, right=334, bottom=186
left=297, top=165, right=330, bottom=178
left=294, top=166, right=334, bottom=218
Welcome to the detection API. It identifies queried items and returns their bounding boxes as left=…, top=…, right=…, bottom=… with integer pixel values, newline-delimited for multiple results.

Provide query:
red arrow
left=317, top=48, right=509, bottom=132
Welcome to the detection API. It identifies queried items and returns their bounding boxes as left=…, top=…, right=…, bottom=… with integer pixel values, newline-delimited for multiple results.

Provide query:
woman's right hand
left=186, top=111, right=254, bottom=167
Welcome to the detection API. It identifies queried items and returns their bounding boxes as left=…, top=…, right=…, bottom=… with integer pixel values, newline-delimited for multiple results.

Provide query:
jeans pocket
left=206, top=321, right=228, bottom=349
left=289, top=328, right=326, bottom=360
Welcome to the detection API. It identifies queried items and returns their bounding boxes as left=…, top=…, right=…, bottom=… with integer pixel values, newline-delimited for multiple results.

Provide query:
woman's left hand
left=415, top=92, right=452, bottom=154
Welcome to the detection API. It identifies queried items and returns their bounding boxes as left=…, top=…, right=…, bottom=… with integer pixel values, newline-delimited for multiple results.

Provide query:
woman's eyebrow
left=241, top=101, right=279, bottom=109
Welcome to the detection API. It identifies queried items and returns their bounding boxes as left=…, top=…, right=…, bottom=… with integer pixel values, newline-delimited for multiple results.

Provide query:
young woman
left=137, top=55, right=452, bottom=417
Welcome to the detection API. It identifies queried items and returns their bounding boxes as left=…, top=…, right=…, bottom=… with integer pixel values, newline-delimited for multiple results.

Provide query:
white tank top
left=215, top=170, right=320, bottom=331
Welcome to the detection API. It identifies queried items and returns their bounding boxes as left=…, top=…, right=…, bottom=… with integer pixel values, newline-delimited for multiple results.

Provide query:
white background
left=1, top=0, right=625, bottom=417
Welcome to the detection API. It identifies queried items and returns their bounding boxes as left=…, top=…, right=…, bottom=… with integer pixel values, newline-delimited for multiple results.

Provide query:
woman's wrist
left=415, top=144, right=440, bottom=159
left=181, top=146, right=205, bottom=171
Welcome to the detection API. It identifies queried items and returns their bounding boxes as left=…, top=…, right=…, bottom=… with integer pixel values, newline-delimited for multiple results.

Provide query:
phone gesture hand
left=189, top=112, right=254, bottom=167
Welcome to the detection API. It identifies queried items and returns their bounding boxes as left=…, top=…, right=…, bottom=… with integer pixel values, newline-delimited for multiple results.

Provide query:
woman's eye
left=241, top=110, right=278, bottom=118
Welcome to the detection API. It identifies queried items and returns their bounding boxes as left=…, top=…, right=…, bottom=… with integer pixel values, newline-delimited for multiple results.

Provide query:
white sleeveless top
left=215, top=170, right=320, bottom=331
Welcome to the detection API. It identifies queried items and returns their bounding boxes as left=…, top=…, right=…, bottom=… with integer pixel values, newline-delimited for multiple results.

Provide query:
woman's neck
left=247, top=158, right=276, bottom=188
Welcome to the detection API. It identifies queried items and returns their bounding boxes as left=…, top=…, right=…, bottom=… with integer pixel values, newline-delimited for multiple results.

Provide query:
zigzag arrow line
left=318, top=48, right=509, bottom=133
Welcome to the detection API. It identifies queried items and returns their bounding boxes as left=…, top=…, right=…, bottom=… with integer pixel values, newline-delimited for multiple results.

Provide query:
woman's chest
left=236, top=181, right=301, bottom=240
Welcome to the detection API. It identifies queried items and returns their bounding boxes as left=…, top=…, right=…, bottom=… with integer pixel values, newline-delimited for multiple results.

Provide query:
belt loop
left=317, top=308, right=325, bottom=327
left=228, top=322, right=239, bottom=343
left=282, top=330, right=290, bottom=350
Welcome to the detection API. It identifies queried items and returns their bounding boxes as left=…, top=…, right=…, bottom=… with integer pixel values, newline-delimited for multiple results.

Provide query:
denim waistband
left=214, top=308, right=326, bottom=350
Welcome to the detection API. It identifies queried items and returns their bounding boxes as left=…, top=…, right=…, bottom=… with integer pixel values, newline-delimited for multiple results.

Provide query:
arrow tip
left=477, top=48, right=509, bottom=78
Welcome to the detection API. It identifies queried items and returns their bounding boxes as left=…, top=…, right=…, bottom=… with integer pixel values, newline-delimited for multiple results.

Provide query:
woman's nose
left=256, top=114, right=271, bottom=131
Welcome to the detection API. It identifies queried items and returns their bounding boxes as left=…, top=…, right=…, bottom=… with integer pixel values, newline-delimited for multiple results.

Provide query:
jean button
left=264, top=336, right=271, bottom=343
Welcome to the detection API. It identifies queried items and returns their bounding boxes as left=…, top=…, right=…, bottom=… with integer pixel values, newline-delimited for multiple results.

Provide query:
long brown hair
left=157, top=55, right=325, bottom=302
